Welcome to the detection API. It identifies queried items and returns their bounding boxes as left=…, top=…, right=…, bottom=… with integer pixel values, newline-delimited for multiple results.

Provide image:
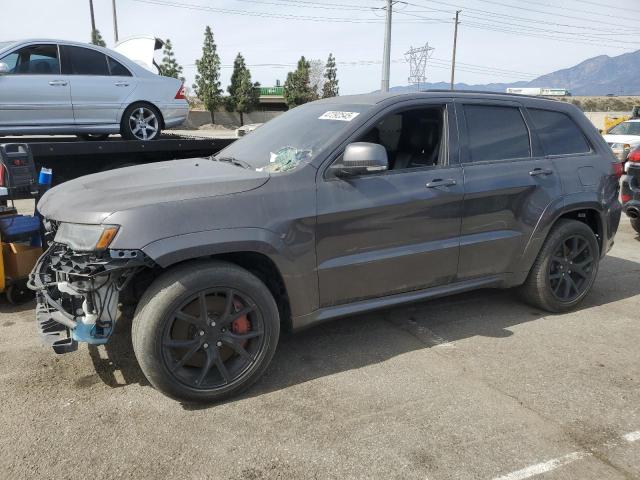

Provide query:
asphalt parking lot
left=0, top=216, right=638, bottom=480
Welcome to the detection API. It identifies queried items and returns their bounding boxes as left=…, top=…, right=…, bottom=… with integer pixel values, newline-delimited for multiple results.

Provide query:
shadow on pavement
left=87, top=254, right=640, bottom=408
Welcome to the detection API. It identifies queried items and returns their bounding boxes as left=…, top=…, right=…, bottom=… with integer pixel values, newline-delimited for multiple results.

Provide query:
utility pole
left=450, top=10, right=461, bottom=90
left=112, top=0, right=120, bottom=43
left=381, top=0, right=393, bottom=92
left=89, top=0, right=96, bottom=34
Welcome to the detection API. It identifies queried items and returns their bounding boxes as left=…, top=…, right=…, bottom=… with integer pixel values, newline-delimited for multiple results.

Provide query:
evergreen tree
left=283, top=56, right=315, bottom=109
left=193, top=26, right=222, bottom=122
left=226, top=53, right=260, bottom=126
left=159, top=39, right=184, bottom=81
left=91, top=29, right=106, bottom=47
left=322, top=53, right=339, bottom=98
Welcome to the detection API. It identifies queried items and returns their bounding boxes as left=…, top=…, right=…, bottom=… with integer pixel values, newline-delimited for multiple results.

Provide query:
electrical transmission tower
left=405, top=44, right=434, bottom=91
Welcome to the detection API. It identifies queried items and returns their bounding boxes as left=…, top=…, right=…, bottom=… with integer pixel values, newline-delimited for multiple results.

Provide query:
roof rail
left=417, top=89, right=559, bottom=101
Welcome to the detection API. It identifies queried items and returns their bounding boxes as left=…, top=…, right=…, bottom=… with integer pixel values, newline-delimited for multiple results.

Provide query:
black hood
left=38, top=158, right=269, bottom=225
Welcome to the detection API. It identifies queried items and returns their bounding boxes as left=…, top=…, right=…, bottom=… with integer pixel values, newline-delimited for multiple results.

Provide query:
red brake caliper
left=231, top=300, right=251, bottom=348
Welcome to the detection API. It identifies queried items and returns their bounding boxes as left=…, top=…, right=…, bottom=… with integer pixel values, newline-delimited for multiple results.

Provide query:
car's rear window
left=528, top=108, right=590, bottom=156
left=107, top=56, right=132, bottom=76
left=463, top=105, right=531, bottom=162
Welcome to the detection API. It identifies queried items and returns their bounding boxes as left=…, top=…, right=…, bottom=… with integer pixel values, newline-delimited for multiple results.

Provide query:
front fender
left=141, top=227, right=319, bottom=318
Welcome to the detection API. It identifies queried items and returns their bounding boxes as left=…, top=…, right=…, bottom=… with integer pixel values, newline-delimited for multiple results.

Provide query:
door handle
left=114, top=82, right=130, bottom=87
left=48, top=80, right=68, bottom=86
left=426, top=178, right=457, bottom=188
left=529, top=168, right=553, bottom=176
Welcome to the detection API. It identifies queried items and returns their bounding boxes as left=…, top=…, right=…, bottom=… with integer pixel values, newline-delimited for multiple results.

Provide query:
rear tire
left=120, top=103, right=162, bottom=141
left=631, top=217, right=640, bottom=234
left=519, top=219, right=599, bottom=312
left=132, top=260, right=280, bottom=402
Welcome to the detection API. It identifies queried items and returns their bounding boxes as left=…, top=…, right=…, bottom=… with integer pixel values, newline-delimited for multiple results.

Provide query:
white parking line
left=492, top=430, right=640, bottom=480
left=492, top=452, right=590, bottom=480
left=624, top=431, right=640, bottom=443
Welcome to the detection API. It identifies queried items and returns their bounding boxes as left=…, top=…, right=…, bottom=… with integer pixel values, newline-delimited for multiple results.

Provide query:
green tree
left=226, top=53, right=260, bottom=126
left=283, top=56, right=315, bottom=109
left=193, top=26, right=222, bottom=123
left=159, top=39, right=184, bottom=81
left=91, top=29, right=106, bottom=47
left=322, top=53, right=339, bottom=98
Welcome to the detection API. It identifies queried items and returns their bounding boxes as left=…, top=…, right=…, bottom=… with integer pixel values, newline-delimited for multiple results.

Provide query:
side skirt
left=292, top=274, right=506, bottom=331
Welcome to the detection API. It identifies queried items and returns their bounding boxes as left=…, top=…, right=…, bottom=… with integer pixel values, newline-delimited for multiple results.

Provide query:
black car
left=621, top=147, right=640, bottom=234
left=30, top=91, right=622, bottom=402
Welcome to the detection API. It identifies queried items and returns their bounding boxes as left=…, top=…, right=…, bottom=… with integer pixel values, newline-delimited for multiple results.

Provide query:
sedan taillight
left=175, top=84, right=186, bottom=100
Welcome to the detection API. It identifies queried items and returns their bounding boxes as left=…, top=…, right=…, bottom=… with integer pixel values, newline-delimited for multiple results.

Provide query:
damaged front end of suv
left=29, top=221, right=153, bottom=353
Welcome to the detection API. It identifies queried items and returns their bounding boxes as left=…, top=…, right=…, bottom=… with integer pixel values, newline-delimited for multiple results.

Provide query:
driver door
left=315, top=101, right=464, bottom=307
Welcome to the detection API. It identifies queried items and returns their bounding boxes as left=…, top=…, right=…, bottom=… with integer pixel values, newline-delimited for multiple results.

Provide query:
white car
left=603, top=119, right=640, bottom=162
left=0, top=38, right=188, bottom=141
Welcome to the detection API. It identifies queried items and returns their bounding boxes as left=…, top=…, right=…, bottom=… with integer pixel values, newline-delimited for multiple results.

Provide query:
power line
left=404, top=0, right=638, bottom=34
left=568, top=0, right=640, bottom=15
left=129, top=0, right=444, bottom=23
left=397, top=8, right=639, bottom=49
left=231, top=0, right=376, bottom=12
left=448, top=0, right=635, bottom=30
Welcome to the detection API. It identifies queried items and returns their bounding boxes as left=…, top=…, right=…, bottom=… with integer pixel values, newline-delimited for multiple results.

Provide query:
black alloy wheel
left=520, top=219, right=600, bottom=312
left=548, top=234, right=595, bottom=302
left=162, top=288, right=264, bottom=389
left=132, top=260, right=280, bottom=402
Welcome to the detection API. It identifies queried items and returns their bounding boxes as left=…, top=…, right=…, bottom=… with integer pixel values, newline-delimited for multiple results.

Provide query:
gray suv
left=30, top=92, right=622, bottom=402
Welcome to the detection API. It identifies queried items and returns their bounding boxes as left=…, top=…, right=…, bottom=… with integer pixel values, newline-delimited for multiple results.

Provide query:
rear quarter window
left=528, top=108, right=591, bottom=156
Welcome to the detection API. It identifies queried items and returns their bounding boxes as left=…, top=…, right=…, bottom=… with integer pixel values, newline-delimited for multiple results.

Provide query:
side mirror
left=332, top=142, right=388, bottom=177
left=0, top=63, right=8, bottom=75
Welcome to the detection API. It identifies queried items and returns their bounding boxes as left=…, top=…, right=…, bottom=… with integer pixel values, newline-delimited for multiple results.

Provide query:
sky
left=1, top=0, right=639, bottom=95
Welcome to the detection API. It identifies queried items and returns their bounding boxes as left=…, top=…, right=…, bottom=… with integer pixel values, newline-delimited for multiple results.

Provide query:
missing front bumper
left=30, top=244, right=151, bottom=354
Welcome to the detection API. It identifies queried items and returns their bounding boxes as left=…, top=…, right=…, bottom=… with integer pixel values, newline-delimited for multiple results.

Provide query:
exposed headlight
left=54, top=223, right=119, bottom=251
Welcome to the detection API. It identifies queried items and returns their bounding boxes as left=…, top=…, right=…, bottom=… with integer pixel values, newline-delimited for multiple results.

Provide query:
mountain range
left=391, top=49, right=640, bottom=96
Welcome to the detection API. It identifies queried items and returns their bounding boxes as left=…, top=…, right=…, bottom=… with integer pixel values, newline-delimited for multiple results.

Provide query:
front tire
left=520, top=219, right=600, bottom=312
left=120, top=103, right=162, bottom=141
left=132, top=260, right=280, bottom=402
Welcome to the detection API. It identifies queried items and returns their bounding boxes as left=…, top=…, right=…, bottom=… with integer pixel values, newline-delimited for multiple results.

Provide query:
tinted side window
left=463, top=105, right=530, bottom=162
left=528, top=108, right=590, bottom=155
left=107, top=56, right=132, bottom=76
left=351, top=106, right=446, bottom=170
left=0, top=44, right=59, bottom=74
left=61, top=46, right=109, bottom=75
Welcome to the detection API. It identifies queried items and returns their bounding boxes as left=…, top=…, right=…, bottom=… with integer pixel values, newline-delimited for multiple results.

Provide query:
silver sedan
left=0, top=38, right=189, bottom=141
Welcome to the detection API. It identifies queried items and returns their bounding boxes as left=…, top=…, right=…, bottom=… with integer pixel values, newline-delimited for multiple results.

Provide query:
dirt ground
left=0, top=218, right=638, bottom=480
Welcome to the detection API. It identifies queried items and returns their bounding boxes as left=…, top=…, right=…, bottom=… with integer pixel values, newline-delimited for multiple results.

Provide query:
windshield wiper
left=212, top=156, right=251, bottom=170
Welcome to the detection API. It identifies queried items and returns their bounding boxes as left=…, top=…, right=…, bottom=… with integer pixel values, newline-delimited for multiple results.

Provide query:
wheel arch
left=121, top=100, right=166, bottom=129
left=140, top=229, right=317, bottom=332
left=518, top=198, right=606, bottom=282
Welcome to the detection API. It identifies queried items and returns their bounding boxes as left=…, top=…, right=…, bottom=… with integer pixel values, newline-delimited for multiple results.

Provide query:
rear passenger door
left=526, top=108, right=594, bottom=198
left=60, top=45, right=136, bottom=125
left=456, top=100, right=562, bottom=281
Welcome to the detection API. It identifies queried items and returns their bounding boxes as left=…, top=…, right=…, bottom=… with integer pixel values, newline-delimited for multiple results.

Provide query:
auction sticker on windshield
left=319, top=111, right=360, bottom=121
